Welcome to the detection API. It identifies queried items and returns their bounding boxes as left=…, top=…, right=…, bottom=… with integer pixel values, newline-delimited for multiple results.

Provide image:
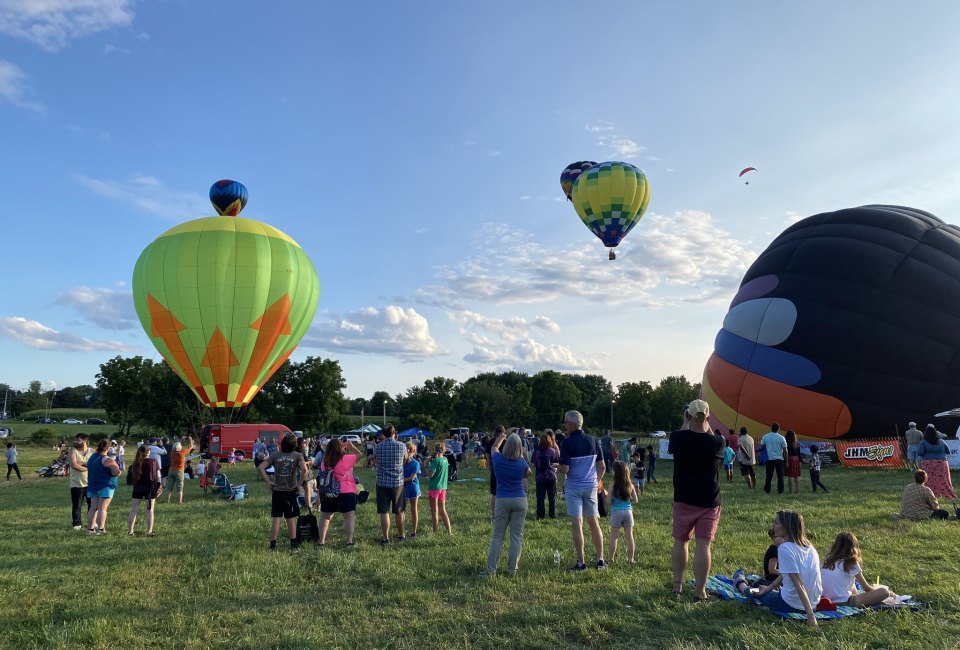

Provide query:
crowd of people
left=35, top=400, right=955, bottom=628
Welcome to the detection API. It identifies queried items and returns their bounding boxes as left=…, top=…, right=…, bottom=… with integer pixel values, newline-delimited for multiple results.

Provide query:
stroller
left=36, top=450, right=70, bottom=477
left=443, top=451, right=459, bottom=482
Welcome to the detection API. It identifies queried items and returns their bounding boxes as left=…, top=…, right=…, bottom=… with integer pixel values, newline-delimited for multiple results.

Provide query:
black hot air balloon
left=703, top=205, right=960, bottom=439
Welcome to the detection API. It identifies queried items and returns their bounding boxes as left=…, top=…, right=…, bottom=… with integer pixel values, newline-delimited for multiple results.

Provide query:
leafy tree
left=96, top=357, right=153, bottom=436
left=570, top=374, right=614, bottom=429
left=250, top=360, right=296, bottom=423
left=369, top=391, right=395, bottom=420
left=21, top=381, right=47, bottom=412
left=287, top=357, right=348, bottom=432
left=348, top=397, right=368, bottom=416
left=650, top=375, right=699, bottom=432
left=453, top=381, right=513, bottom=431
left=397, top=377, right=457, bottom=433
left=614, top=381, right=654, bottom=431
left=139, top=363, right=208, bottom=437
left=55, top=385, right=98, bottom=409
left=530, top=371, right=582, bottom=430
left=402, top=412, right=443, bottom=437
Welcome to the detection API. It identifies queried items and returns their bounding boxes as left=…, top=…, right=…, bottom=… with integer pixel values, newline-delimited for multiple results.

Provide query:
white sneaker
left=73, top=525, right=82, bottom=530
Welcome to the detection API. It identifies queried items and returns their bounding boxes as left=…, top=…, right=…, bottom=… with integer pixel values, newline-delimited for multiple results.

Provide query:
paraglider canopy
left=739, top=167, right=757, bottom=184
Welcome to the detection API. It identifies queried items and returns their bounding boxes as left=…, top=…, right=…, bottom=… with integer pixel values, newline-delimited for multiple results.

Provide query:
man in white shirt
left=147, top=438, right=167, bottom=465
left=758, top=423, right=787, bottom=495
left=736, top=427, right=756, bottom=489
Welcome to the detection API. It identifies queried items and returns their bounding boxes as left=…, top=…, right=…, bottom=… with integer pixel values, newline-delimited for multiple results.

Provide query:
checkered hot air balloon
left=570, top=161, right=650, bottom=260
left=132, top=182, right=319, bottom=408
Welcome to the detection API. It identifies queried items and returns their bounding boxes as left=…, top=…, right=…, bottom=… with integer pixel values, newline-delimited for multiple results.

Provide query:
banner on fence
left=659, top=438, right=672, bottom=460
left=835, top=439, right=905, bottom=468
left=946, top=440, right=960, bottom=470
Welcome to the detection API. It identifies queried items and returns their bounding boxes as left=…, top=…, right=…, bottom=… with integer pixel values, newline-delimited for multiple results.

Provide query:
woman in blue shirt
left=917, top=426, right=955, bottom=499
left=482, top=431, right=531, bottom=577
left=86, top=438, right=121, bottom=534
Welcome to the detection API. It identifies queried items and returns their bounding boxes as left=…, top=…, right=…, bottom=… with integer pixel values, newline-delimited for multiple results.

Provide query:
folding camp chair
left=212, top=473, right=247, bottom=500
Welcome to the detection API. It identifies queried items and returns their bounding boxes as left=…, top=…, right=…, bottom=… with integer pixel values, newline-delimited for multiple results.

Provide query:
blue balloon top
left=209, top=179, right=248, bottom=216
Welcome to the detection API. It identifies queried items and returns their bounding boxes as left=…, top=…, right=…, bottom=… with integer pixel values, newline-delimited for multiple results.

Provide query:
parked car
left=63, top=418, right=84, bottom=425
left=85, top=418, right=107, bottom=425
left=0, top=428, right=12, bottom=437
left=339, top=434, right=362, bottom=445
left=36, top=417, right=58, bottom=424
left=650, top=430, right=667, bottom=438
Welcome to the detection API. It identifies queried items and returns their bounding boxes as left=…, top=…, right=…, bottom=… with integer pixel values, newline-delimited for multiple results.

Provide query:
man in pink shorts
left=668, top=399, right=724, bottom=600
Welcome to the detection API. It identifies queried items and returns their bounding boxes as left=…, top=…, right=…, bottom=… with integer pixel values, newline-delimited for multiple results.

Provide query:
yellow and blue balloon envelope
left=570, top=161, right=650, bottom=257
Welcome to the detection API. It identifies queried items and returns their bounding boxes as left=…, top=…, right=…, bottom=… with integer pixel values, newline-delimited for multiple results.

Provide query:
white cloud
left=449, top=310, right=597, bottom=372
left=463, top=339, right=600, bottom=373
left=0, top=316, right=136, bottom=352
left=586, top=121, right=646, bottom=160
left=488, top=150, right=501, bottom=157
left=784, top=210, right=803, bottom=224
left=56, top=286, right=137, bottom=330
left=532, top=316, right=560, bottom=332
left=0, top=60, right=44, bottom=112
left=303, top=306, right=445, bottom=360
left=417, top=213, right=755, bottom=308
left=0, top=0, right=134, bottom=51
left=585, top=120, right=614, bottom=133
left=73, top=173, right=210, bottom=218
left=102, top=43, right=129, bottom=55
left=605, top=137, right=643, bottom=159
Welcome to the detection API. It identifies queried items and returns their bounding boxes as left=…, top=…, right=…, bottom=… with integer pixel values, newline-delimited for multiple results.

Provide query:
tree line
left=4, top=357, right=699, bottom=438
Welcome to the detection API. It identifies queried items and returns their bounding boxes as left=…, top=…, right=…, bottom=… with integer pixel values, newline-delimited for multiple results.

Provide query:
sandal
left=146, top=532, right=155, bottom=537
left=695, top=593, right=721, bottom=603
left=672, top=581, right=683, bottom=598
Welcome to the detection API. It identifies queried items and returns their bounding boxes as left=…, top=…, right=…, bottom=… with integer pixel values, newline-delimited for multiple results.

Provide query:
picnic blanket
left=696, top=575, right=923, bottom=621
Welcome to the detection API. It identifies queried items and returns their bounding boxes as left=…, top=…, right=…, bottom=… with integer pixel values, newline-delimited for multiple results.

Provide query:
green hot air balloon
left=132, top=181, right=319, bottom=407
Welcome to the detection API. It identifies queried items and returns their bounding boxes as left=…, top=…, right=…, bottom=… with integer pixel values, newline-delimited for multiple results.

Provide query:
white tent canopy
left=348, top=423, right=383, bottom=434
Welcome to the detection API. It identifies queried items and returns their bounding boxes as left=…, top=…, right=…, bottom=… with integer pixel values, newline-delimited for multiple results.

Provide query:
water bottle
left=553, top=550, right=561, bottom=566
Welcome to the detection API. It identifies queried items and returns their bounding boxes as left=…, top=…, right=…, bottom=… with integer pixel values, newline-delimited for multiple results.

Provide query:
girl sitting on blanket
left=733, top=510, right=822, bottom=628
left=821, top=532, right=898, bottom=607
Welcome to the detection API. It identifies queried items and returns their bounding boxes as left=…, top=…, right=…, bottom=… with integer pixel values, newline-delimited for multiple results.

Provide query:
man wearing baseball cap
left=904, top=421, right=923, bottom=471
left=668, top=399, right=723, bottom=600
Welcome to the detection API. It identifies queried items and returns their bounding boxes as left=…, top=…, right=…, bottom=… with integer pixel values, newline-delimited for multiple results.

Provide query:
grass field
left=0, top=447, right=958, bottom=650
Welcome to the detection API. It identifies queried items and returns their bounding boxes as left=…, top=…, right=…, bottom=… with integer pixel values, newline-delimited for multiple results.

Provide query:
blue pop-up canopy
left=397, top=427, right=434, bottom=439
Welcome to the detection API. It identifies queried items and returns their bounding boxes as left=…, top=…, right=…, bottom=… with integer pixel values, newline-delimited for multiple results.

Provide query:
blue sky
left=2, top=1, right=960, bottom=400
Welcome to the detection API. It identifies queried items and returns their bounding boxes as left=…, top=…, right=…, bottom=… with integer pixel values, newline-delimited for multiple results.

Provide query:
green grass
left=1, top=448, right=958, bottom=649
left=2, top=409, right=130, bottom=443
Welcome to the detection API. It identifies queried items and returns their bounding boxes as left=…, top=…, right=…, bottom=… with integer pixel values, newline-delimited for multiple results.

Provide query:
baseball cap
left=686, top=399, right=710, bottom=418
left=908, top=421, right=916, bottom=427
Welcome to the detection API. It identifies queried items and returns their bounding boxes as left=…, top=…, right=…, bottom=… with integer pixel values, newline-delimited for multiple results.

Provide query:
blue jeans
left=759, top=589, right=806, bottom=614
